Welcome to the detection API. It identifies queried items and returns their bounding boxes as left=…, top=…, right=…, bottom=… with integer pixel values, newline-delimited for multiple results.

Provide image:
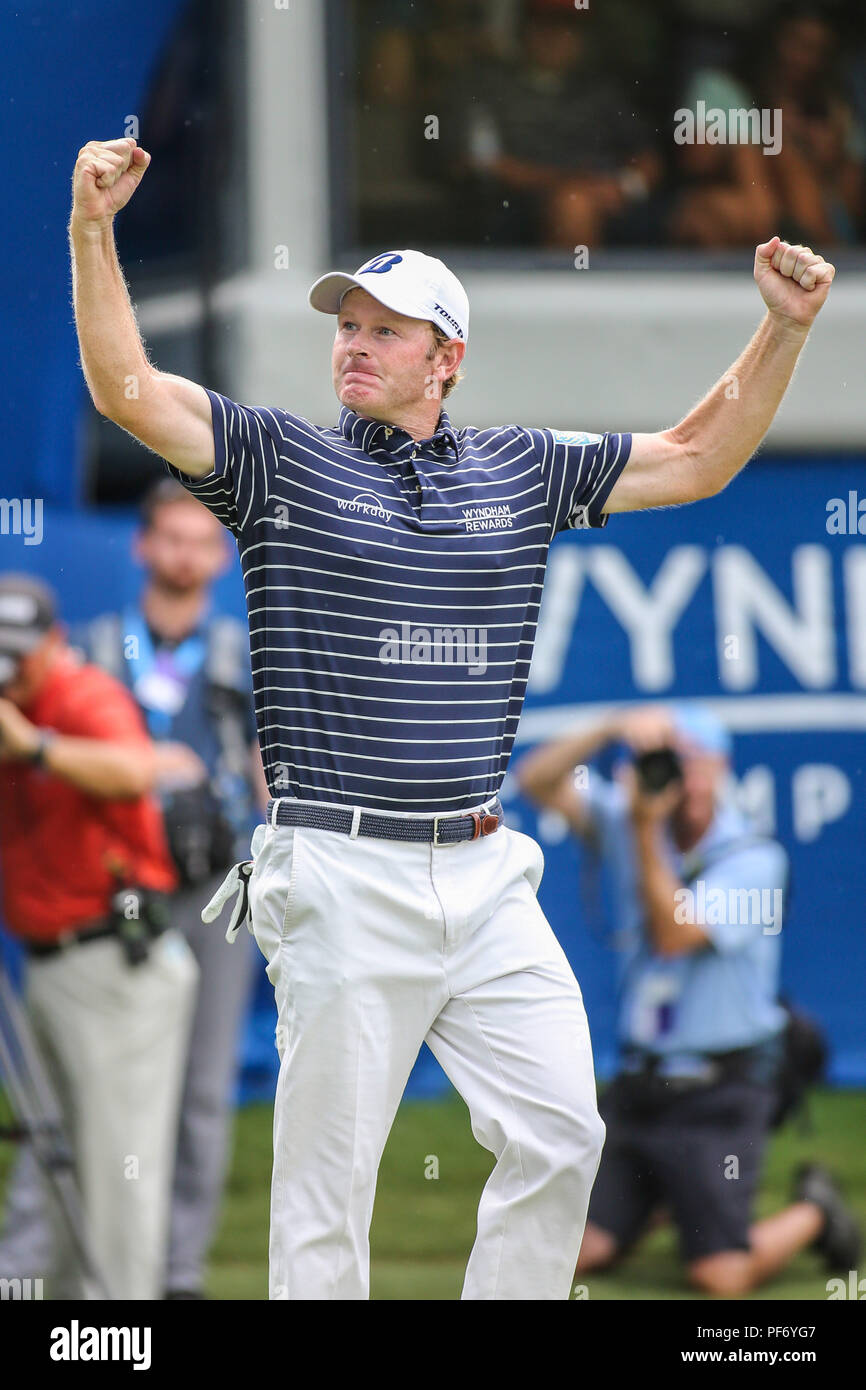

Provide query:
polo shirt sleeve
left=165, top=389, right=284, bottom=539
left=525, top=428, right=632, bottom=537
left=689, top=841, right=790, bottom=954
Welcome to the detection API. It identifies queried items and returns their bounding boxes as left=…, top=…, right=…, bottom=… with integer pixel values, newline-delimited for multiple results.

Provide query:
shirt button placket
left=409, top=447, right=423, bottom=510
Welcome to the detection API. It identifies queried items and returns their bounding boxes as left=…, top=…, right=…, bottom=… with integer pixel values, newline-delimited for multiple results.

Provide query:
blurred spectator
left=760, top=5, right=864, bottom=244
left=462, top=0, right=662, bottom=248
left=668, top=67, right=779, bottom=248
left=0, top=574, right=198, bottom=1299
left=671, top=5, right=864, bottom=247
left=348, top=0, right=866, bottom=252
left=355, top=0, right=504, bottom=243
left=517, top=704, right=860, bottom=1294
left=0, top=484, right=269, bottom=1299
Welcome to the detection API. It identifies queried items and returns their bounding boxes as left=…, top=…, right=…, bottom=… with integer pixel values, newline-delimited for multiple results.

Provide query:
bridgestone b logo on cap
left=360, top=253, right=403, bottom=274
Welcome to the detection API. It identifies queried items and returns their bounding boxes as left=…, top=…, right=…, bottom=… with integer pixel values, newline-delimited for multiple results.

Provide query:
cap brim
left=308, top=272, right=363, bottom=315
left=0, top=628, right=43, bottom=658
left=308, top=271, right=433, bottom=325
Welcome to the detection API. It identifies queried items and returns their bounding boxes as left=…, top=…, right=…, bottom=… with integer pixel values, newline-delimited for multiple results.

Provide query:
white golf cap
left=308, top=250, right=469, bottom=342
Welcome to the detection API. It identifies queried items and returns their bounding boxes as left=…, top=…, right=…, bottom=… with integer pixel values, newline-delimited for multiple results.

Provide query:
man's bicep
left=112, top=372, right=216, bottom=480
left=604, top=430, right=705, bottom=512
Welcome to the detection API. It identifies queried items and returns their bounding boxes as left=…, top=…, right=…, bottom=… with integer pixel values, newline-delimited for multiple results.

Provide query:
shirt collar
left=338, top=407, right=459, bottom=459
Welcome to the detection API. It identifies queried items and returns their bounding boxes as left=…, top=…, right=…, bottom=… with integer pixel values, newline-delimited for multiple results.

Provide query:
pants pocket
left=279, top=828, right=303, bottom=943
left=505, top=826, right=545, bottom=896
left=248, top=827, right=300, bottom=980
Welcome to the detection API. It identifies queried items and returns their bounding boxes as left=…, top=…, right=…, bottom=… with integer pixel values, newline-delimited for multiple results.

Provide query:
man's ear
left=442, top=339, right=466, bottom=375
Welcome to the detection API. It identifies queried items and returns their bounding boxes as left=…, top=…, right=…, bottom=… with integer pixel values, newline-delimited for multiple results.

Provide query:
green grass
left=204, top=1086, right=866, bottom=1300
left=2, top=1087, right=863, bottom=1299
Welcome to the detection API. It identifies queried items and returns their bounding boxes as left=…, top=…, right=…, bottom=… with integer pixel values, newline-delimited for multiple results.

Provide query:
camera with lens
left=160, top=782, right=237, bottom=888
left=634, top=746, right=683, bottom=795
left=108, top=884, right=172, bottom=967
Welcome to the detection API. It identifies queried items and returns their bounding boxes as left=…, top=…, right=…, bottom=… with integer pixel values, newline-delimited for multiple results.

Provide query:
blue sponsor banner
left=507, top=457, right=866, bottom=1087
left=0, top=458, right=864, bottom=1095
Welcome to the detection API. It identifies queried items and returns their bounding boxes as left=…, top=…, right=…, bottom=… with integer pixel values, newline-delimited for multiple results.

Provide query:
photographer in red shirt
left=0, top=574, right=197, bottom=1299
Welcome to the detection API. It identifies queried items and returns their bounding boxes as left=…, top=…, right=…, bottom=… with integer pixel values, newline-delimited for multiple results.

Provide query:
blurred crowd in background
left=112, top=0, right=866, bottom=266
left=350, top=0, right=866, bottom=250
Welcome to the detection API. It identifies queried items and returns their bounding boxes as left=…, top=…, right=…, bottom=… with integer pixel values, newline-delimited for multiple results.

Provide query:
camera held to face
left=634, top=746, right=683, bottom=795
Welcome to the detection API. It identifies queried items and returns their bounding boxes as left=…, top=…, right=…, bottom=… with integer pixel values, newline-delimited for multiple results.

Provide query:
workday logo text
left=338, top=491, right=394, bottom=523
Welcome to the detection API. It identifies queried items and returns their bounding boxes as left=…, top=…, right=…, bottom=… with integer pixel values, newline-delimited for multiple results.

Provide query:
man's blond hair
left=427, top=323, right=464, bottom=400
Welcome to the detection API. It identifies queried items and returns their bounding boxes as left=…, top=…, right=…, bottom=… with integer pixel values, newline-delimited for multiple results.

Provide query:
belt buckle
left=469, top=811, right=500, bottom=840
left=432, top=812, right=462, bottom=847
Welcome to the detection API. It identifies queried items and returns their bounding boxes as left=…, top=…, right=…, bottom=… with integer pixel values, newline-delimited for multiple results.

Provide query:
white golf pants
left=247, top=808, right=605, bottom=1301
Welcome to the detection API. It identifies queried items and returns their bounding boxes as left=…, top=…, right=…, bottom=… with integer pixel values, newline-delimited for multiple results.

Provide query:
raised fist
left=71, top=137, right=151, bottom=225
left=754, top=236, right=835, bottom=328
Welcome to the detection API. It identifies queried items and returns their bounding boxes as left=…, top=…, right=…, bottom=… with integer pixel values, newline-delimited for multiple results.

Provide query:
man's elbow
left=665, top=432, right=747, bottom=504
left=91, top=391, right=135, bottom=429
left=653, top=926, right=711, bottom=958
left=91, top=370, right=159, bottom=429
left=659, top=432, right=713, bottom=504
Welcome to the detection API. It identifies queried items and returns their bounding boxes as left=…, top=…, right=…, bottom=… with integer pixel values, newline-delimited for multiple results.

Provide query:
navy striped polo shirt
left=167, top=392, right=631, bottom=812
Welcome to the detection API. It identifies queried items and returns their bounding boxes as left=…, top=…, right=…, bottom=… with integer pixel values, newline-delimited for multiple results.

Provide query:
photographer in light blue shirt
left=517, top=704, right=859, bottom=1295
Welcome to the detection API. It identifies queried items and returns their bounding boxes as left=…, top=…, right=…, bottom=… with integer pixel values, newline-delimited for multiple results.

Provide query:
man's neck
left=141, top=584, right=208, bottom=643
left=349, top=400, right=444, bottom=443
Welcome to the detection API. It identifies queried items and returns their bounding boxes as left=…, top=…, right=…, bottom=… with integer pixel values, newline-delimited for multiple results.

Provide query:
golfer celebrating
left=69, top=137, right=834, bottom=1301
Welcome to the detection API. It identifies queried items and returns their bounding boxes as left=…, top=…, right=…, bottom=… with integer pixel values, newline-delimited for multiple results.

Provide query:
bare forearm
left=42, top=735, right=156, bottom=799
left=633, top=820, right=706, bottom=956
left=669, top=311, right=809, bottom=497
left=69, top=216, right=155, bottom=418
left=516, top=714, right=617, bottom=800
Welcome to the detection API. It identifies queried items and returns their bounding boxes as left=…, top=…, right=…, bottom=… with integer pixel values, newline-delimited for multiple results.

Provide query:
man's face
left=777, top=17, right=833, bottom=84
left=673, top=744, right=727, bottom=833
left=332, top=288, right=451, bottom=421
left=526, top=18, right=583, bottom=73
left=135, top=500, right=228, bottom=594
left=0, top=628, right=62, bottom=708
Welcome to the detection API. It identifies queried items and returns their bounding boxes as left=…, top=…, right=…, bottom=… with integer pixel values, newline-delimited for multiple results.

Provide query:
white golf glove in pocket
left=201, top=824, right=269, bottom=943
left=201, top=860, right=255, bottom=943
